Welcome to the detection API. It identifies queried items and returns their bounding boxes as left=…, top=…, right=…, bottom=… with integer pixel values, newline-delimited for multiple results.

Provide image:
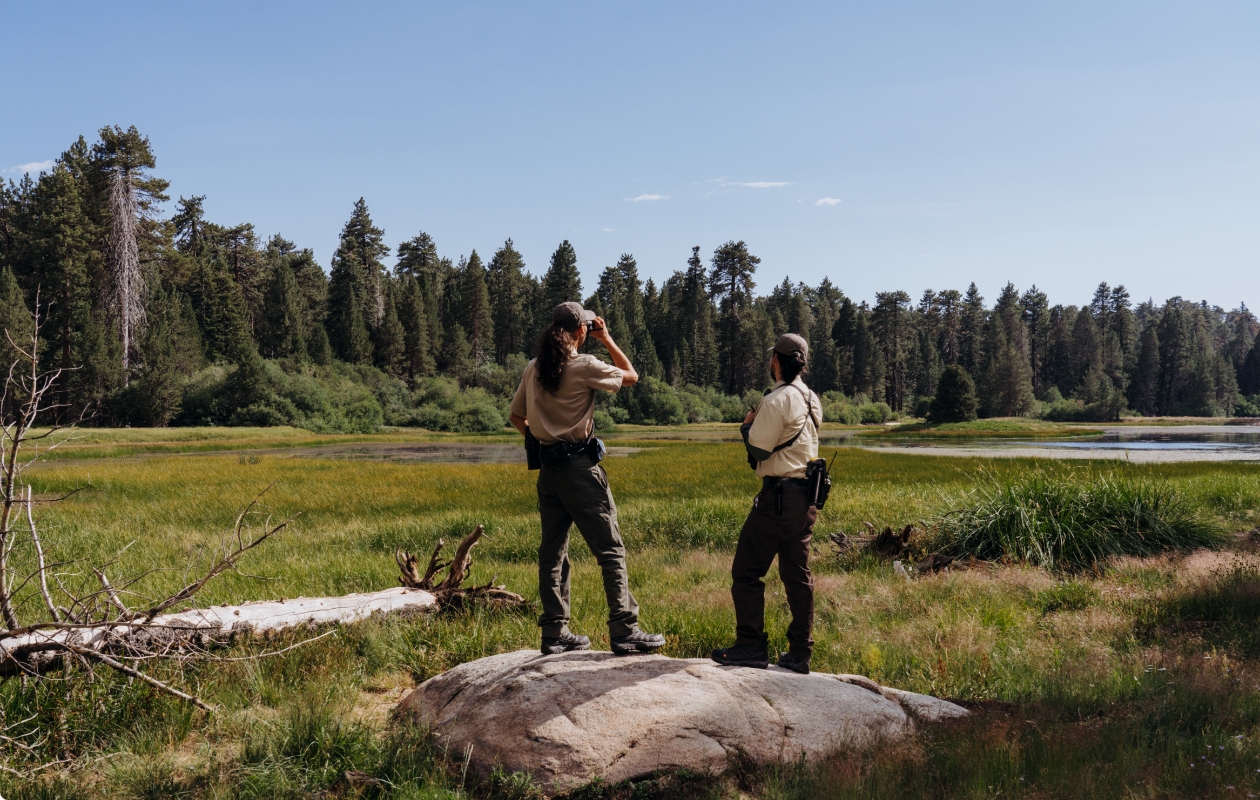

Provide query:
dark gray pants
left=731, top=483, right=816, bottom=659
left=537, top=452, right=640, bottom=638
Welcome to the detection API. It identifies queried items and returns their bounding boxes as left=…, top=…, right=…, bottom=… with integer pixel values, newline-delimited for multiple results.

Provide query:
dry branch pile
left=825, top=522, right=955, bottom=576
left=396, top=524, right=528, bottom=610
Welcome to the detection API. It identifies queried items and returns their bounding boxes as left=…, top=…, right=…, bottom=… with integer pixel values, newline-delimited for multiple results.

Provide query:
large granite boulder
left=396, top=650, right=967, bottom=792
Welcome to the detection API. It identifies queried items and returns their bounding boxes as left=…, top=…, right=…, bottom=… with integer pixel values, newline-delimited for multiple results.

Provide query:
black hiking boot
left=776, top=651, right=811, bottom=675
left=710, top=643, right=769, bottom=669
left=541, top=632, right=590, bottom=655
left=610, top=630, right=666, bottom=655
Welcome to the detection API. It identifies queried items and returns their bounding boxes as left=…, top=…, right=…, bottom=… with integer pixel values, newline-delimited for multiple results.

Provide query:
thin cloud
left=601, top=227, right=616, bottom=232
left=815, top=197, right=842, bottom=206
left=627, top=194, right=667, bottom=202
left=710, top=178, right=791, bottom=188
left=6, top=160, right=53, bottom=175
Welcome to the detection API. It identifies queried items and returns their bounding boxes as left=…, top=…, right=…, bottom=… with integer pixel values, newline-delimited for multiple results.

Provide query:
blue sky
left=3, top=1, right=1258, bottom=310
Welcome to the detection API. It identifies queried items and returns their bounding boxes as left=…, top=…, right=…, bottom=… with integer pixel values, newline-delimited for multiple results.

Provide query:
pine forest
left=2, top=127, right=1258, bottom=434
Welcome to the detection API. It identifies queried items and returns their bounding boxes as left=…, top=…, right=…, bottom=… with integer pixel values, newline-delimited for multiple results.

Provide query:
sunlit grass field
left=6, top=435, right=1260, bottom=798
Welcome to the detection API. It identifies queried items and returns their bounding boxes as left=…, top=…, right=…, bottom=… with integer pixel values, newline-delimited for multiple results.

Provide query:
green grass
left=932, top=467, right=1229, bottom=570
left=863, top=419, right=1100, bottom=439
left=2, top=433, right=1260, bottom=797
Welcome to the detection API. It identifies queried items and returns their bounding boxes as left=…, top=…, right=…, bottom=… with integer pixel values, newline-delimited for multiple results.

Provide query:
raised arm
left=590, top=317, right=638, bottom=387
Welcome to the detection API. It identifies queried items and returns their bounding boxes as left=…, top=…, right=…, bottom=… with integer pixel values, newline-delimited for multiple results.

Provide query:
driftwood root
left=397, top=525, right=528, bottom=611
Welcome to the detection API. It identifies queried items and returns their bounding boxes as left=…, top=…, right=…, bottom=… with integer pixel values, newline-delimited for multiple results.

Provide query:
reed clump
left=932, top=468, right=1226, bottom=570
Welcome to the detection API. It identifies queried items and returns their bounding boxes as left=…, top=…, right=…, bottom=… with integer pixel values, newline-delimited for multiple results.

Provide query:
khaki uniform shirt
left=510, top=354, right=623, bottom=444
left=747, top=378, right=819, bottom=479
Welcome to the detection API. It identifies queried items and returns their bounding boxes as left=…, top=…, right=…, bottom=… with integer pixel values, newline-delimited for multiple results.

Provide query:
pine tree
left=125, top=285, right=184, bottom=426
left=1070, top=307, right=1102, bottom=396
left=332, top=198, right=389, bottom=328
left=257, top=252, right=307, bottom=359
left=540, top=240, right=582, bottom=320
left=1131, top=323, right=1161, bottom=414
left=334, top=283, right=373, bottom=365
left=928, top=365, right=978, bottom=423
left=0, top=266, right=33, bottom=368
left=487, top=239, right=530, bottom=362
left=934, top=289, right=963, bottom=366
left=709, top=241, right=760, bottom=395
left=308, top=324, right=333, bottom=367
left=959, top=283, right=986, bottom=377
left=189, top=259, right=253, bottom=363
left=459, top=251, right=494, bottom=365
left=871, top=291, right=913, bottom=410
left=442, top=322, right=474, bottom=384
left=1020, top=286, right=1051, bottom=395
left=396, top=232, right=445, bottom=361
left=1239, top=338, right=1260, bottom=397
left=399, top=276, right=435, bottom=381
left=372, top=280, right=406, bottom=376
left=809, top=279, right=843, bottom=393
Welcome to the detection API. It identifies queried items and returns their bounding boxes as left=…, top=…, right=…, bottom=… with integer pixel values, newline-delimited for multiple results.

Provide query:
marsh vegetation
left=2, top=433, right=1260, bottom=798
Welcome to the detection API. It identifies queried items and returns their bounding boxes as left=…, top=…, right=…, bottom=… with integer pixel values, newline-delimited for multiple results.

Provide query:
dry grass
left=3, top=437, right=1260, bottom=798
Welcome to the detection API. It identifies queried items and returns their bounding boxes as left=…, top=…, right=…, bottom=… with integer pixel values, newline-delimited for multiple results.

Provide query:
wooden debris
left=916, top=552, right=955, bottom=574
left=873, top=524, right=914, bottom=559
left=397, top=525, right=528, bottom=611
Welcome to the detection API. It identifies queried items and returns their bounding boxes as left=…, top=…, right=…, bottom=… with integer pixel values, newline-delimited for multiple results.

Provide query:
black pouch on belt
left=805, top=457, right=832, bottom=509
left=525, top=428, right=542, bottom=471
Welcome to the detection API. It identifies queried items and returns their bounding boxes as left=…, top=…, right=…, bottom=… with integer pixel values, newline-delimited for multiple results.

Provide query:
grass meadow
left=4, top=427, right=1260, bottom=798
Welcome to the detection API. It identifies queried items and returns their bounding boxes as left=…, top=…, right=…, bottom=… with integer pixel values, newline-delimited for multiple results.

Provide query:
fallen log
left=1, top=587, right=437, bottom=676
left=2, top=525, right=526, bottom=678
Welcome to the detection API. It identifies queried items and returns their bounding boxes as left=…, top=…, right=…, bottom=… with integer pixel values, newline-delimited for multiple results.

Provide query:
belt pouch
left=525, top=428, right=541, bottom=471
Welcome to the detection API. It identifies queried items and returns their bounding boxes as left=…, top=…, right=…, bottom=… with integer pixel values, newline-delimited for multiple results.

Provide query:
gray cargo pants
left=536, top=452, right=640, bottom=638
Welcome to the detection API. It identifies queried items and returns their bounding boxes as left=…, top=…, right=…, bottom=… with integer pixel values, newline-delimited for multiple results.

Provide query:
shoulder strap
left=768, top=383, right=817, bottom=454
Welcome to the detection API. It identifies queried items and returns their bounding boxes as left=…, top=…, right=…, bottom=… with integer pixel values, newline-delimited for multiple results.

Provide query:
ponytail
left=778, top=351, right=807, bottom=384
left=536, top=319, right=579, bottom=393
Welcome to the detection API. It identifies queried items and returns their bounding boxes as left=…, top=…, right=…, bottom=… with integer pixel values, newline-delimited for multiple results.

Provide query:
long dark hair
left=536, top=318, right=580, bottom=393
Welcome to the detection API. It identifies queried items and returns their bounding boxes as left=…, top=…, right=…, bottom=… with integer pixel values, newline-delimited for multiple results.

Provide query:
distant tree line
left=0, top=127, right=1257, bottom=431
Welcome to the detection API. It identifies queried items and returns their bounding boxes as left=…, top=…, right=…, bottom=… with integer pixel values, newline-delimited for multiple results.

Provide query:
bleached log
left=0, top=586, right=436, bottom=675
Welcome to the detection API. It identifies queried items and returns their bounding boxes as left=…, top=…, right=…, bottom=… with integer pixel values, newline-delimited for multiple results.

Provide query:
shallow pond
left=840, top=425, right=1260, bottom=463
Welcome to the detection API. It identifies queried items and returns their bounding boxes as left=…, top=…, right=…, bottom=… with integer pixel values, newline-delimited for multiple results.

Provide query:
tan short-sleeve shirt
left=510, top=354, right=623, bottom=444
left=747, top=378, right=819, bottom=479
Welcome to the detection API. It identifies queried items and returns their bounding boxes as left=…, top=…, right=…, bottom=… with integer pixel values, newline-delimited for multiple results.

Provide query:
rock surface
left=397, top=649, right=967, bottom=791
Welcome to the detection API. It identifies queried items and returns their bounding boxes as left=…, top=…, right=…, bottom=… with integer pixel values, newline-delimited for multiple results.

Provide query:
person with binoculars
left=509, top=302, right=666, bottom=656
left=711, top=333, right=821, bottom=674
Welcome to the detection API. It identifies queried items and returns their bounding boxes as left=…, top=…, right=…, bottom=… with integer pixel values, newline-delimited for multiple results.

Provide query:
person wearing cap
left=509, top=302, right=667, bottom=656
left=711, top=333, right=820, bottom=674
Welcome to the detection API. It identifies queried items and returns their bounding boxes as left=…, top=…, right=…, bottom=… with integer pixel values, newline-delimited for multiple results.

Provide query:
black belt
left=762, top=476, right=807, bottom=516
left=762, top=476, right=809, bottom=489
left=538, top=438, right=604, bottom=467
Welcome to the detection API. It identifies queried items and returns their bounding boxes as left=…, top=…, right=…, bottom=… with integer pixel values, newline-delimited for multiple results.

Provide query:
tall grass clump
left=932, top=468, right=1225, bottom=570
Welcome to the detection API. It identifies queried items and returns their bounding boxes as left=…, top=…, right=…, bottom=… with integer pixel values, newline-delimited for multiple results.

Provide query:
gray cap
left=770, top=333, right=809, bottom=362
left=552, top=301, right=595, bottom=327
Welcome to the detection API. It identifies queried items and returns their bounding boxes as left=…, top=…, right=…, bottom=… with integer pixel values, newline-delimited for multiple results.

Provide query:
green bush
left=407, top=377, right=505, bottom=432
left=932, top=469, right=1225, bottom=570
left=927, top=365, right=978, bottom=423
left=593, top=410, right=617, bottom=432
left=912, top=396, right=933, bottom=419
left=621, top=376, right=686, bottom=425
left=859, top=402, right=892, bottom=425
left=676, top=384, right=747, bottom=423
left=1235, top=394, right=1260, bottom=417
left=176, top=360, right=389, bottom=433
left=821, top=391, right=861, bottom=424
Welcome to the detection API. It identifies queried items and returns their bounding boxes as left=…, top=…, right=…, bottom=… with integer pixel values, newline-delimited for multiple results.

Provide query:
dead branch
left=397, top=525, right=527, bottom=611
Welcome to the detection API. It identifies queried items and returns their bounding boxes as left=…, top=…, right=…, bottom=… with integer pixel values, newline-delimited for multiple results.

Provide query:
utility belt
left=525, top=427, right=605, bottom=470
left=761, top=461, right=832, bottom=515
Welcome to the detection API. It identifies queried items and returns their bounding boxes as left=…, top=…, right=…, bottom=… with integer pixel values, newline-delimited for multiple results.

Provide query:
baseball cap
left=770, top=333, right=809, bottom=362
left=552, top=301, right=596, bottom=327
